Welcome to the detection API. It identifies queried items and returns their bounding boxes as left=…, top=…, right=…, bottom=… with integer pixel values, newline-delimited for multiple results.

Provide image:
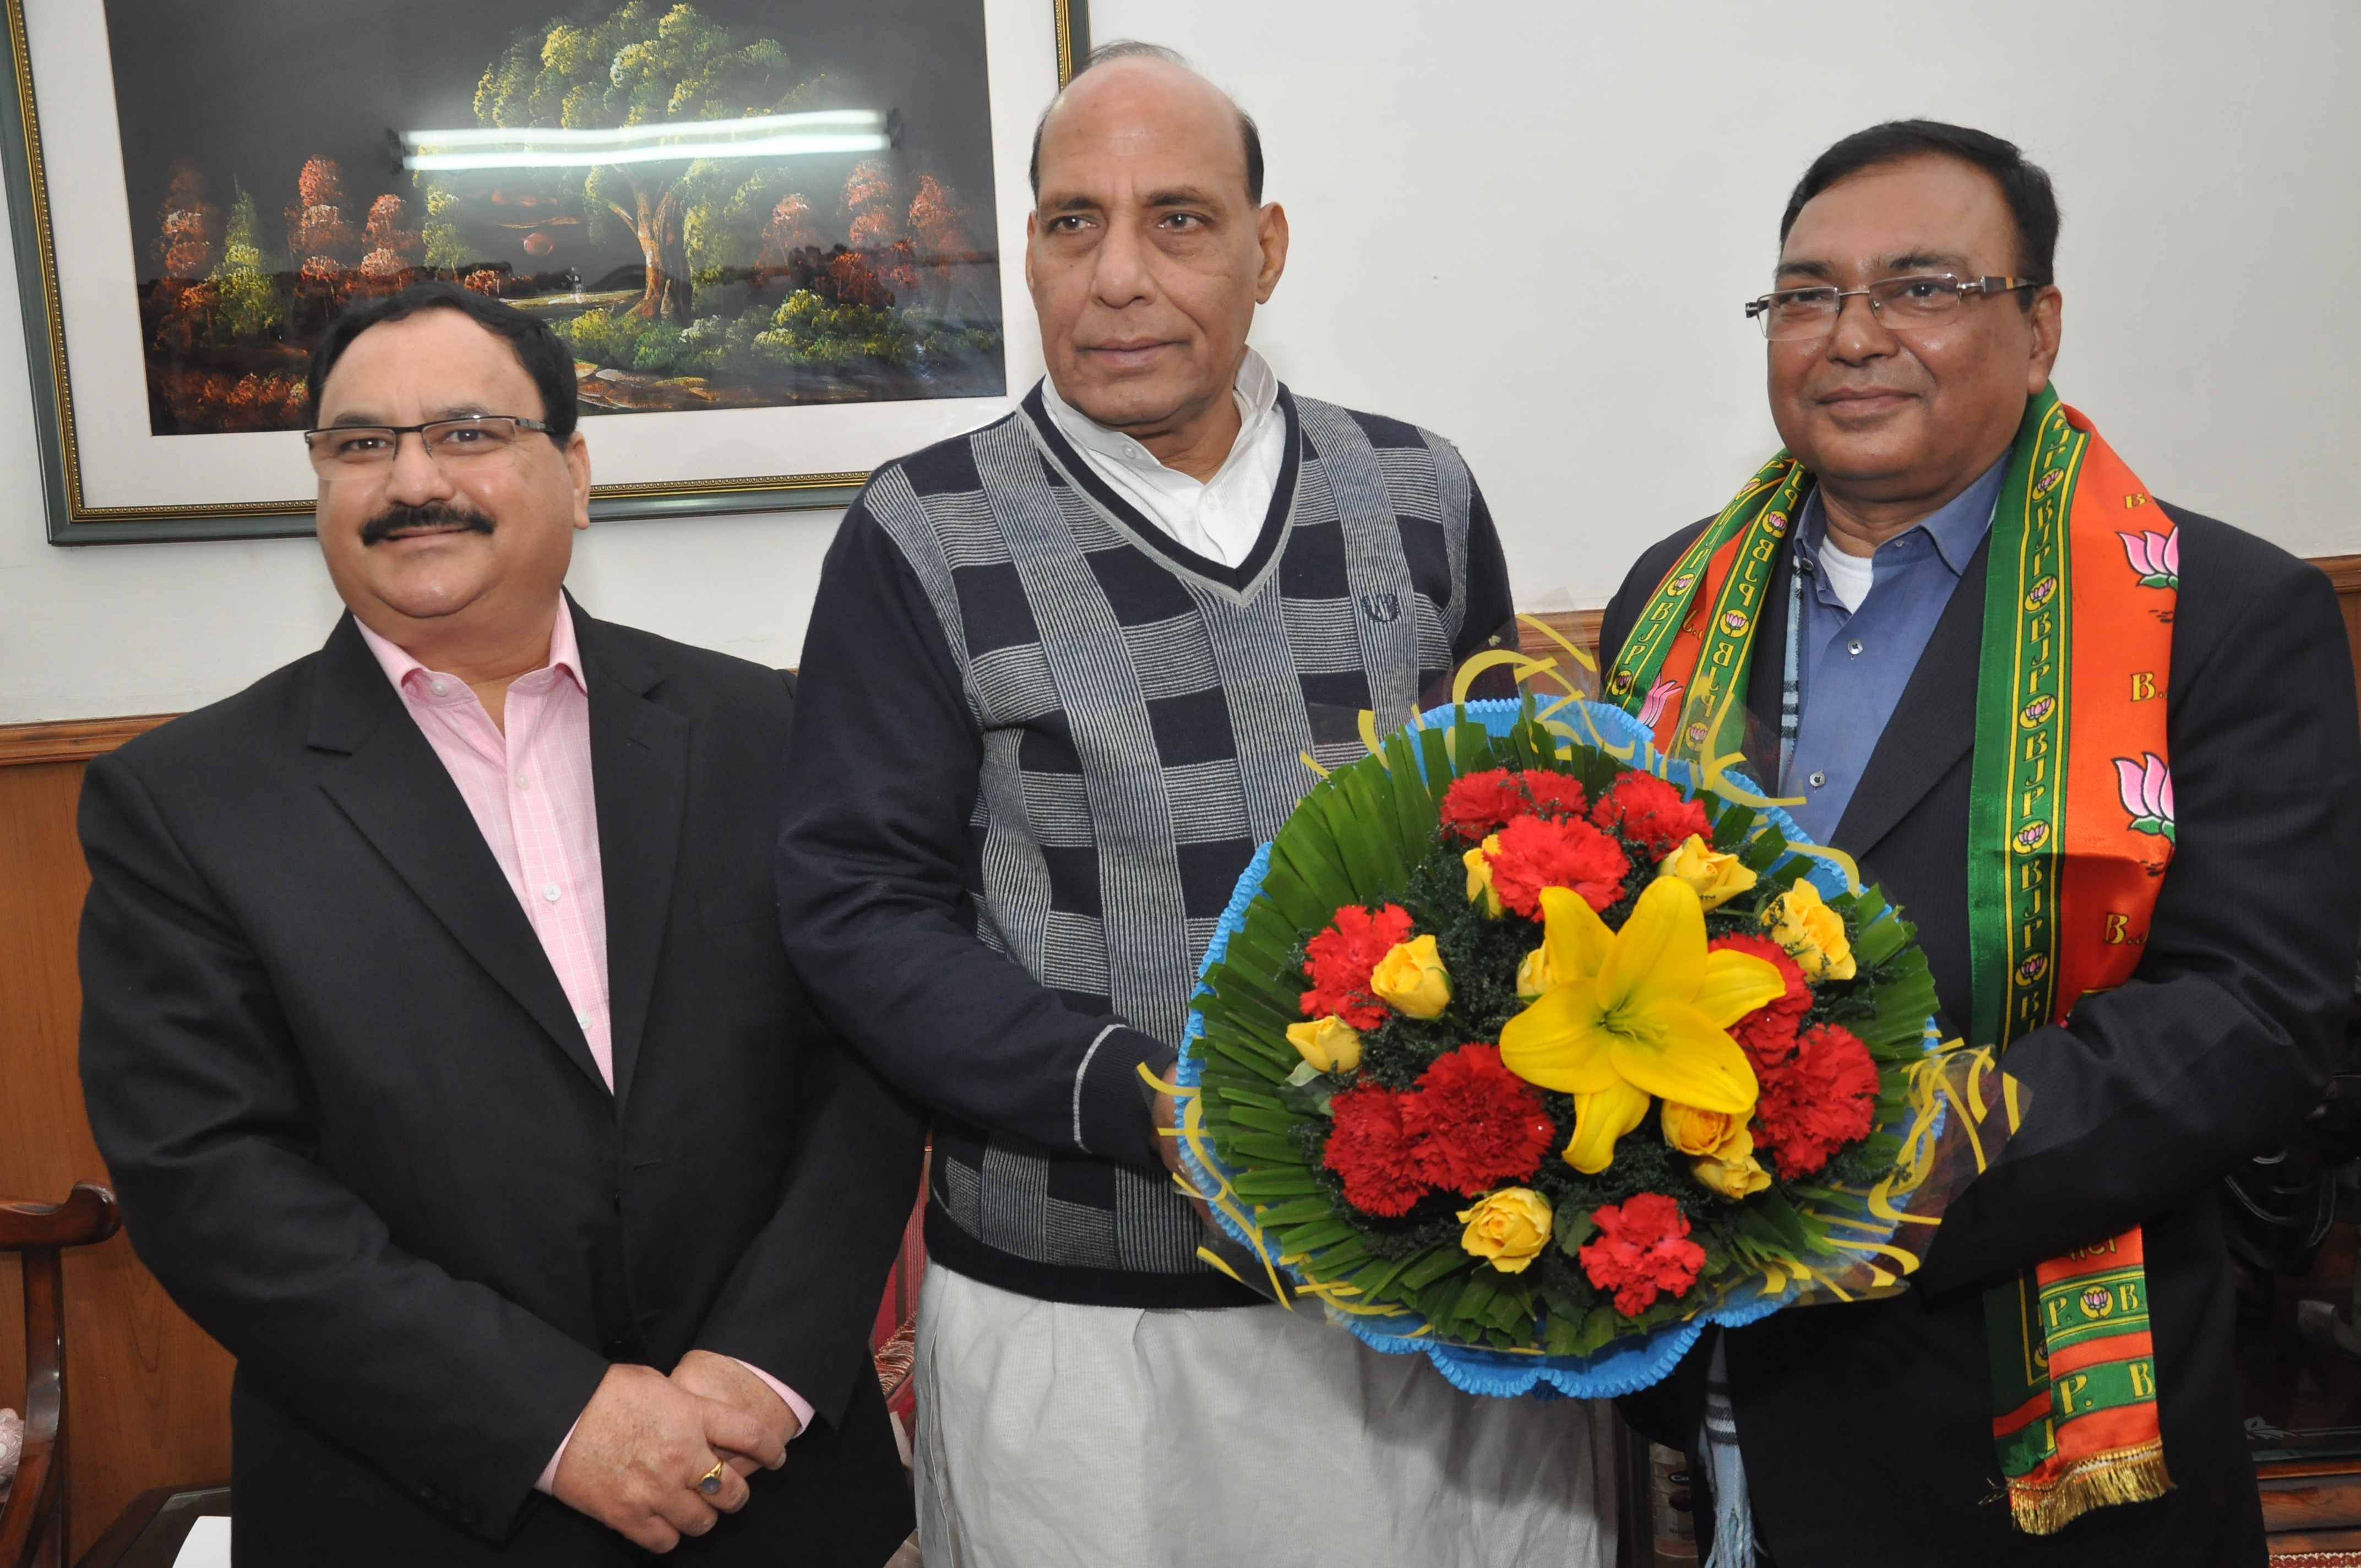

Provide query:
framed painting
left=0, top=0, right=1089, bottom=543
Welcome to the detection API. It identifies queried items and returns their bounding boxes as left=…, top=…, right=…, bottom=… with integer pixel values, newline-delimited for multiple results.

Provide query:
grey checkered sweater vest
left=870, top=386, right=1485, bottom=1301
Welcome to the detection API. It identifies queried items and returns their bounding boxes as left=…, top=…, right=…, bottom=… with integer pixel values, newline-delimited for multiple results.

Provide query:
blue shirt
left=1781, top=450, right=2010, bottom=842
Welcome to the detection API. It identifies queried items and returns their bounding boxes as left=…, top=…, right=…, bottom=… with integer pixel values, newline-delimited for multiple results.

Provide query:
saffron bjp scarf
left=1606, top=384, right=2178, bottom=1533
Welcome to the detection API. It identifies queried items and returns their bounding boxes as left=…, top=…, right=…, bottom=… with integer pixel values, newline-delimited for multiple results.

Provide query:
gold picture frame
left=1, top=0, right=1089, bottom=543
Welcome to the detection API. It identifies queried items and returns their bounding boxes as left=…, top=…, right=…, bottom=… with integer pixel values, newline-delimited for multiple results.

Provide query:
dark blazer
left=77, top=601, right=926, bottom=1567
left=1603, top=502, right=2361, bottom=1565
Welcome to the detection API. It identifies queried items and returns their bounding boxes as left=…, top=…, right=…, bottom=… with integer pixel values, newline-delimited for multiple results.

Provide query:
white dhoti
left=913, top=1263, right=1616, bottom=1567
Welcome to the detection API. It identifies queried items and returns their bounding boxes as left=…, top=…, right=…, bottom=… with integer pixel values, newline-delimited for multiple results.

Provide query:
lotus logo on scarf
left=2019, top=695, right=2056, bottom=727
left=1719, top=610, right=1749, bottom=635
left=2118, top=527, right=2179, bottom=590
left=2114, top=753, right=2175, bottom=842
left=2014, top=821, right=2050, bottom=852
left=1764, top=510, right=1791, bottom=535
left=2025, top=577, right=2058, bottom=609
left=2034, top=469, right=2065, bottom=496
left=1636, top=678, right=1683, bottom=729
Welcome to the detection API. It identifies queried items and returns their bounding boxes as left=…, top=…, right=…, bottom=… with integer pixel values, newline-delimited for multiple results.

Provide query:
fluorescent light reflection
left=400, top=110, right=890, bottom=171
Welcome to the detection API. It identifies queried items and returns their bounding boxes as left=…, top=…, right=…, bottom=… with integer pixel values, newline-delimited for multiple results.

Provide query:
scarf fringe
left=2008, top=1444, right=2173, bottom=1536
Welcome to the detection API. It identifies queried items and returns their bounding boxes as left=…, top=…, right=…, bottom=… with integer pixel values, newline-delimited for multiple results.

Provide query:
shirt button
left=1808, top=770, right=1828, bottom=788
left=543, top=884, right=562, bottom=903
left=515, top=772, right=530, bottom=790
left=576, top=1010, right=592, bottom=1028
left=1847, top=640, right=1863, bottom=656
left=429, top=680, right=448, bottom=696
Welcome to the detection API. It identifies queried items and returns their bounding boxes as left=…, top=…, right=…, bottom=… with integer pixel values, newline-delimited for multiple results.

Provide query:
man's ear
left=565, top=429, right=592, bottom=531
left=2025, top=285, right=2064, bottom=395
left=1022, top=209, right=1038, bottom=295
left=1254, top=202, right=1289, bottom=304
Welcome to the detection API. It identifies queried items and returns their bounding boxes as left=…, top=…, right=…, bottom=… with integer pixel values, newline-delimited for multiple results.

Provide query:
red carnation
left=1484, top=814, right=1630, bottom=919
left=1439, top=769, right=1589, bottom=842
left=1401, top=1043, right=1558, bottom=1195
left=1752, top=1022, right=1879, bottom=1179
left=1521, top=771, right=1589, bottom=820
left=1302, top=902, right=1417, bottom=1030
left=1709, top=933, right=1811, bottom=1067
left=1577, top=1193, right=1707, bottom=1316
left=1439, top=770, right=1530, bottom=842
left=1324, top=1084, right=1432, bottom=1217
left=1592, top=772, right=1710, bottom=856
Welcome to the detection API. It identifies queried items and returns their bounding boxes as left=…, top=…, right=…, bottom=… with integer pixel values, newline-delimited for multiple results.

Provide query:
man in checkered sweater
left=779, top=44, right=1611, bottom=1567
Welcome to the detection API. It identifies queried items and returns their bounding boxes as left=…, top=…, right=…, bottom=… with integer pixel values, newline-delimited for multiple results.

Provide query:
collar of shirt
left=354, top=596, right=586, bottom=709
left=1793, top=445, right=2011, bottom=611
left=1036, top=347, right=1286, bottom=570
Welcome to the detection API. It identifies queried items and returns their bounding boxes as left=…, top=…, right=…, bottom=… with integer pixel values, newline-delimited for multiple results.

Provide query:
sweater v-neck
left=1019, top=382, right=1302, bottom=598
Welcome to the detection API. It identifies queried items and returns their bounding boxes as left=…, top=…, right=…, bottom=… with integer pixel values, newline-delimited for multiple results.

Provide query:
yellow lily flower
left=1499, top=879, right=1783, bottom=1173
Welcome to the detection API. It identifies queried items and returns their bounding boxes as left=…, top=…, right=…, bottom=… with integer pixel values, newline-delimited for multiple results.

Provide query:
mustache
left=360, top=501, right=496, bottom=547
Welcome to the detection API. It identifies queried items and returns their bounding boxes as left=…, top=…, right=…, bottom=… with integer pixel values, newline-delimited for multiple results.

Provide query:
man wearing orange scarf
left=1604, top=121, right=2361, bottom=1565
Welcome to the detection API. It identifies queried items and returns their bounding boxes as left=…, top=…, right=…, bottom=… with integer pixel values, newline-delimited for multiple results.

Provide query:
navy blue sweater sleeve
left=776, top=499, right=1169, bottom=1172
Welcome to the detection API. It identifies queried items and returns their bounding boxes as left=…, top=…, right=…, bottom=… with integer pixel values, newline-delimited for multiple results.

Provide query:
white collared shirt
left=1038, top=349, right=1287, bottom=569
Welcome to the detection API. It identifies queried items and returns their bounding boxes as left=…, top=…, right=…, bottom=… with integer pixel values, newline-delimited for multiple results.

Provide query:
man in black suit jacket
left=1604, top=125, right=2361, bottom=1564
left=78, top=282, right=924, bottom=1565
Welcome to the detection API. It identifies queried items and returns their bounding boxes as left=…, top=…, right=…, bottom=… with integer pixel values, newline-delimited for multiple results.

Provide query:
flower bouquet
left=1173, top=693, right=2015, bottom=1396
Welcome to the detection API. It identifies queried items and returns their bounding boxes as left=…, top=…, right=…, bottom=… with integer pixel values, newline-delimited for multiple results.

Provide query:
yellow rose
left=1369, top=934, right=1451, bottom=1019
left=1283, top=1014, right=1362, bottom=1074
left=1764, top=878, right=1857, bottom=981
left=1463, top=835, right=1505, bottom=918
left=1515, top=943, right=1554, bottom=1000
left=1660, top=1099, right=1738, bottom=1157
left=1457, top=1187, right=1554, bottom=1274
left=1692, top=1125, right=1773, bottom=1201
left=1657, top=834, right=1758, bottom=912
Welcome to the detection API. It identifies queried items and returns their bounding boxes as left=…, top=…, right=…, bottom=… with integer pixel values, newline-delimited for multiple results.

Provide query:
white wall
left=2, top=0, right=2356, bottom=722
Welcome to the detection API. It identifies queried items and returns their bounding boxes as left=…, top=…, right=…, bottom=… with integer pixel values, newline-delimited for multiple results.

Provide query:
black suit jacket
left=77, top=602, right=925, bottom=1566
left=1602, top=503, right=2361, bottom=1565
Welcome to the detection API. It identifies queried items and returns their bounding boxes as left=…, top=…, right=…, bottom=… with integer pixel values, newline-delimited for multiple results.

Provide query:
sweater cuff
left=1073, top=1025, right=1172, bottom=1171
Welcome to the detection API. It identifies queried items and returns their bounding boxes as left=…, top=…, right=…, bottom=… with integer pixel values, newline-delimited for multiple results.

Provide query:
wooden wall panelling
left=0, top=744, right=230, bottom=1554
left=0, top=553, right=2354, bottom=1547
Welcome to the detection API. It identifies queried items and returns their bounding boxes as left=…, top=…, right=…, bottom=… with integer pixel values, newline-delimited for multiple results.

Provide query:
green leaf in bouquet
left=1348, top=1254, right=1416, bottom=1302
left=1397, top=1246, right=1470, bottom=1293
left=1272, top=822, right=1357, bottom=918
left=1482, top=1284, right=1534, bottom=1333
left=1447, top=1270, right=1502, bottom=1326
left=1225, top=1104, right=1303, bottom=1136
left=1254, top=857, right=1336, bottom=934
left=1570, top=1305, right=1624, bottom=1358
left=1738, top=823, right=1790, bottom=873
left=1417, top=723, right=1460, bottom=798
left=1313, top=776, right=1400, bottom=903
left=1711, top=803, right=1757, bottom=850
left=1228, top=1130, right=1310, bottom=1164
left=1276, top=1218, right=1360, bottom=1255
left=1748, top=1189, right=1814, bottom=1256
left=1312, top=1234, right=1370, bottom=1274
left=1553, top=1204, right=1600, bottom=1255
left=1332, top=765, right=1413, bottom=892
left=1383, top=731, right=1440, bottom=843
left=1231, top=1167, right=1327, bottom=1198
left=1252, top=1195, right=1342, bottom=1228
left=1206, top=1039, right=1292, bottom=1085
left=1215, top=1084, right=1286, bottom=1112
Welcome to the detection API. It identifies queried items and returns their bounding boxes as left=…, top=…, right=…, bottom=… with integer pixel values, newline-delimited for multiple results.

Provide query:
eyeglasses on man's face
left=303, top=415, right=553, bottom=477
left=1744, top=274, right=2046, bottom=341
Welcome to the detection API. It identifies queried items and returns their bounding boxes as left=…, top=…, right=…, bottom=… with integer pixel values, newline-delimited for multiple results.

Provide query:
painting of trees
left=466, top=2, right=818, bottom=325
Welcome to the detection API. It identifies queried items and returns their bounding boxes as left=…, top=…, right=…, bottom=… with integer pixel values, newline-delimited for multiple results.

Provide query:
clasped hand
left=552, top=1351, right=803, bottom=1553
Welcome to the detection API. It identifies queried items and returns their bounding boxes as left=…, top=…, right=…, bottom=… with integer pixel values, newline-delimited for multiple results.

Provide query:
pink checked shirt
left=358, top=600, right=809, bottom=1491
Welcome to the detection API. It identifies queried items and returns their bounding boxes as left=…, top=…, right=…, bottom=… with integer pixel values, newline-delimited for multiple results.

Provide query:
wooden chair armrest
left=0, top=1184, right=118, bottom=1250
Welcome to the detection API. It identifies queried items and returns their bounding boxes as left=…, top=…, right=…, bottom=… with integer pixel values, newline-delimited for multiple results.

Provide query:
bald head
left=1030, top=43, right=1263, bottom=206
